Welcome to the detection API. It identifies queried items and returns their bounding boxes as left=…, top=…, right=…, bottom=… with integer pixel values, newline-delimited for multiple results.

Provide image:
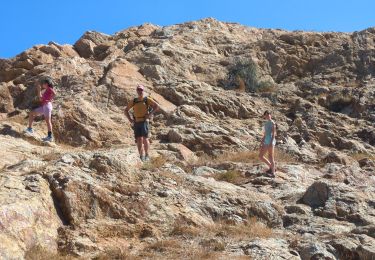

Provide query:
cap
left=136, top=84, right=144, bottom=91
left=40, top=76, right=54, bottom=88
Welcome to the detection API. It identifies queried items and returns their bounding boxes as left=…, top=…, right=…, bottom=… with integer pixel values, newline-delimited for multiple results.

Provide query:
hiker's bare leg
left=259, top=145, right=271, bottom=169
left=143, top=137, right=150, bottom=156
left=268, top=145, right=275, bottom=173
left=28, top=111, right=37, bottom=128
left=136, top=137, right=144, bottom=157
left=45, top=116, right=52, bottom=132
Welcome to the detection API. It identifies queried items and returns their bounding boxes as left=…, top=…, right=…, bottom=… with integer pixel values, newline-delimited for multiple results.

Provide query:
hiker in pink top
left=25, top=77, right=56, bottom=142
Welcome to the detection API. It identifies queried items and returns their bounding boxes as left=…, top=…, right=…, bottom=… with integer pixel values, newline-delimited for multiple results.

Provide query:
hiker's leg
left=136, top=137, right=144, bottom=157
left=45, top=103, right=53, bottom=132
left=143, top=121, right=150, bottom=156
left=28, top=111, right=37, bottom=128
left=45, top=116, right=52, bottom=133
left=143, top=137, right=150, bottom=156
left=268, top=145, right=275, bottom=173
left=29, top=105, right=44, bottom=128
left=259, top=145, right=271, bottom=169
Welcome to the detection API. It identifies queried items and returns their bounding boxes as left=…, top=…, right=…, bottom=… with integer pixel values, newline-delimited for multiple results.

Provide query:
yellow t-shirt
left=129, top=97, right=154, bottom=122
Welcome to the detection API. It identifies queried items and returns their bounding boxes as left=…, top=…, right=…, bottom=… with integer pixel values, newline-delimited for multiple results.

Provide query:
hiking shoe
left=140, top=156, right=145, bottom=161
left=24, top=127, right=34, bottom=135
left=144, top=155, right=150, bottom=162
left=42, top=136, right=53, bottom=142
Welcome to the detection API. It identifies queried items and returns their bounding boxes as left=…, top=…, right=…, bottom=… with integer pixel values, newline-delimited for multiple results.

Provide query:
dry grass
left=344, top=81, right=361, bottom=88
left=195, top=185, right=213, bottom=195
left=157, top=170, right=185, bottom=184
left=110, top=183, right=141, bottom=196
left=256, top=82, right=278, bottom=93
left=210, top=217, right=273, bottom=240
left=193, top=150, right=295, bottom=166
left=94, top=248, right=139, bottom=260
left=170, top=219, right=201, bottom=237
left=142, top=239, right=250, bottom=260
left=214, top=170, right=245, bottom=184
left=349, top=152, right=375, bottom=161
left=142, top=155, right=167, bottom=170
left=144, top=217, right=268, bottom=259
left=275, top=149, right=296, bottom=163
left=170, top=217, right=272, bottom=241
left=126, top=197, right=149, bottom=217
left=215, top=150, right=259, bottom=163
left=145, top=239, right=182, bottom=252
left=24, top=245, right=75, bottom=260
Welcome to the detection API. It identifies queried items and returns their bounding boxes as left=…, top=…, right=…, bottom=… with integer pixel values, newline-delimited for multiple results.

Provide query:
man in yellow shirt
left=125, top=85, right=159, bottom=161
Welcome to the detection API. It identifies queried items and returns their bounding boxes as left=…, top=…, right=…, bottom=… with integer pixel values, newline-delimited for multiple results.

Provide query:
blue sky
left=1, top=0, right=375, bottom=58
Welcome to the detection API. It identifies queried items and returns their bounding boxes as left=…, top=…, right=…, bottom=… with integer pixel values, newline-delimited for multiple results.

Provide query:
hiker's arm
left=36, top=85, right=42, bottom=99
left=146, top=100, right=159, bottom=118
left=51, top=88, right=56, bottom=98
left=124, top=103, right=134, bottom=124
left=271, top=123, right=276, bottom=140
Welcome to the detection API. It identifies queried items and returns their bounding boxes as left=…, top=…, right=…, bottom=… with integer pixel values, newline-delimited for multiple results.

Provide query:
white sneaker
left=24, top=128, right=34, bottom=135
left=42, top=136, right=53, bottom=142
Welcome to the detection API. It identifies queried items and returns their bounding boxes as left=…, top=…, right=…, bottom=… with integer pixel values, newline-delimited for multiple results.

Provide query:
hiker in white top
left=259, top=110, right=276, bottom=176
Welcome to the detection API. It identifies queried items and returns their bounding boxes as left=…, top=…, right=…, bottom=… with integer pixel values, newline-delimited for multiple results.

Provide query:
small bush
left=227, top=58, right=258, bottom=92
left=326, top=93, right=354, bottom=112
left=226, top=58, right=276, bottom=93
left=214, top=170, right=244, bottom=184
left=256, top=80, right=277, bottom=93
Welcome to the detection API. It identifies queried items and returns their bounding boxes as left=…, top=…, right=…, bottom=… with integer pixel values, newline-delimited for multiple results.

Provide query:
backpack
left=132, top=96, right=153, bottom=119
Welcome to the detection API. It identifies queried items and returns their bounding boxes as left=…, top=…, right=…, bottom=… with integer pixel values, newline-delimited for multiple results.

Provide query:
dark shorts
left=134, top=121, right=149, bottom=138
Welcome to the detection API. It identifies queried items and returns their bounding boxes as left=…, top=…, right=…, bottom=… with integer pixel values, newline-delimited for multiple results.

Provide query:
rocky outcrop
left=0, top=18, right=374, bottom=258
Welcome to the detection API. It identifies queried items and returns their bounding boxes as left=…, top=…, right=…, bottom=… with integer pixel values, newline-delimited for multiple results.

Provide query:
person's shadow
left=0, top=124, right=21, bottom=138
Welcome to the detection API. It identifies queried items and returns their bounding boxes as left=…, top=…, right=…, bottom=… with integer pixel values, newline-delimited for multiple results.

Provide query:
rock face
left=0, top=18, right=374, bottom=259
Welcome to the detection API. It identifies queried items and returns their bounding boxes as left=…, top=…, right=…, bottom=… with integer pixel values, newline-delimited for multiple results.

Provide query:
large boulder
left=302, top=181, right=330, bottom=208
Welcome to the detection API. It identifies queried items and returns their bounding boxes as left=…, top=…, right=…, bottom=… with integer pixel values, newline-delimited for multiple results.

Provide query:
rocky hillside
left=0, top=18, right=374, bottom=259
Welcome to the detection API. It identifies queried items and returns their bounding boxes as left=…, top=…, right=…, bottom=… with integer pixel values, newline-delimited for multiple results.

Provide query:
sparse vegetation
left=94, top=248, right=135, bottom=260
left=226, top=57, right=276, bottom=93
left=170, top=217, right=272, bottom=241
left=349, top=152, right=375, bottom=161
left=24, top=245, right=75, bottom=260
left=143, top=217, right=268, bottom=259
left=215, top=150, right=259, bottom=163
left=214, top=170, right=244, bottom=184
left=256, top=79, right=278, bottom=93
left=145, top=239, right=182, bottom=252
left=275, top=149, right=296, bottom=163
left=189, top=150, right=296, bottom=168
left=142, top=155, right=167, bottom=170
left=157, top=170, right=184, bottom=184
left=210, top=217, right=273, bottom=240
left=326, top=93, right=354, bottom=113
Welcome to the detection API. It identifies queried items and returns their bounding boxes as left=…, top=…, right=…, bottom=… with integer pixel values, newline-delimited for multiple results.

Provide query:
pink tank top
left=41, top=87, right=54, bottom=105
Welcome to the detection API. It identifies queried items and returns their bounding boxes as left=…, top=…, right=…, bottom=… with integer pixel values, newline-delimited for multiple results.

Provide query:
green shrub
left=226, top=58, right=276, bottom=93
left=327, top=93, right=354, bottom=112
